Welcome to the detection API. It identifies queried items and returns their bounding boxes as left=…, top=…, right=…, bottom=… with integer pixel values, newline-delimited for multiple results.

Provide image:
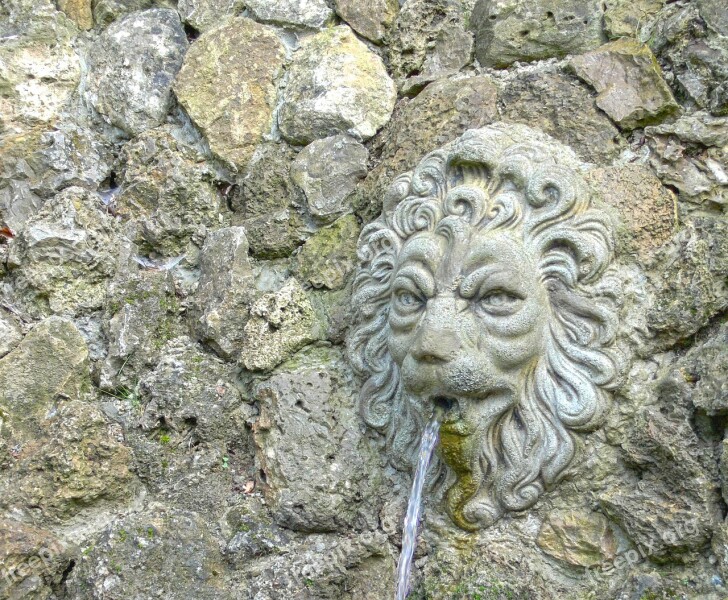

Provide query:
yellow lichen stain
left=439, top=429, right=480, bottom=532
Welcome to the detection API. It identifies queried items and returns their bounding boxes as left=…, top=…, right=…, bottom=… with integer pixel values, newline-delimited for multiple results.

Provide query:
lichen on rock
left=278, top=25, right=397, bottom=144
left=174, top=17, right=286, bottom=169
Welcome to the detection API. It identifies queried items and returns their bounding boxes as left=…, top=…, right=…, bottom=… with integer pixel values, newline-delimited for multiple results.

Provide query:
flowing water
left=395, top=414, right=441, bottom=600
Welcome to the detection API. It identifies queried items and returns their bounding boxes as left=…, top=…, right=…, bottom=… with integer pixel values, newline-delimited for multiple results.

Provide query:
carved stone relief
left=348, top=123, right=621, bottom=530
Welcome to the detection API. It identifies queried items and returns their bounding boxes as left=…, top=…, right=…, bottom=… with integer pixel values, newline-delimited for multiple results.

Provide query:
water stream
left=394, top=414, right=441, bottom=600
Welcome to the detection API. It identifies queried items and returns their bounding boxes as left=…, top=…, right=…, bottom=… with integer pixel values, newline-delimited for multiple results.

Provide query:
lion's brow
left=398, top=237, right=442, bottom=270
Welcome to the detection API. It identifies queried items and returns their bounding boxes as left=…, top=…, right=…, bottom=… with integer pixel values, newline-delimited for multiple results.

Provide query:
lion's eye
left=480, top=291, right=518, bottom=306
left=395, top=291, right=419, bottom=307
left=477, top=290, right=522, bottom=315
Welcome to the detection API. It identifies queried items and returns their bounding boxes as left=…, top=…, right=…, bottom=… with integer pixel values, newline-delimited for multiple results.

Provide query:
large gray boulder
left=278, top=26, right=396, bottom=144
left=84, top=9, right=188, bottom=136
left=471, top=0, right=605, bottom=68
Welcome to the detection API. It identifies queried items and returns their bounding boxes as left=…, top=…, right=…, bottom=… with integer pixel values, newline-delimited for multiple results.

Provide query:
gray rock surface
left=120, top=334, right=256, bottom=519
left=191, top=227, right=254, bottom=359
left=671, top=323, right=728, bottom=415
left=646, top=217, right=728, bottom=350
left=296, top=214, right=360, bottom=290
left=7, top=187, right=120, bottom=317
left=65, top=507, right=227, bottom=599
left=91, top=0, right=173, bottom=28
left=386, top=0, right=471, bottom=83
left=358, top=75, right=499, bottom=221
left=246, top=0, right=333, bottom=29
left=585, top=164, right=677, bottom=261
left=100, top=256, right=184, bottom=390
left=240, top=279, right=322, bottom=371
left=334, top=0, right=399, bottom=44
left=177, top=0, right=244, bottom=32
left=0, top=317, right=134, bottom=525
left=472, top=0, right=605, bottom=68
left=0, top=518, right=76, bottom=599
left=253, top=346, right=383, bottom=532
left=291, top=135, right=368, bottom=223
left=571, top=39, right=679, bottom=129
left=231, top=142, right=310, bottom=259
left=240, top=532, right=395, bottom=599
left=603, top=0, right=664, bottom=39
left=2, top=0, right=727, bottom=597
left=84, top=9, right=188, bottom=136
left=647, top=2, right=728, bottom=116
left=114, top=126, right=222, bottom=256
left=0, top=10, right=80, bottom=138
left=278, top=26, right=397, bottom=144
left=645, top=112, right=728, bottom=207
left=0, top=312, right=22, bottom=358
left=498, top=68, right=625, bottom=163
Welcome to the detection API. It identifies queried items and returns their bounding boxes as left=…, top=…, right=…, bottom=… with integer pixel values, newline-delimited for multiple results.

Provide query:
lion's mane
left=347, top=124, right=621, bottom=529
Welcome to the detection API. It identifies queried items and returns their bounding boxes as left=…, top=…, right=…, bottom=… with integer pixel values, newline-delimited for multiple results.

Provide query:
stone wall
left=0, top=0, right=727, bottom=598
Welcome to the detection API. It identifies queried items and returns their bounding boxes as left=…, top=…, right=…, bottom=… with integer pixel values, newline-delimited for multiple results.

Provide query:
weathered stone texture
left=1, top=0, right=727, bottom=596
left=278, top=26, right=396, bottom=144
left=246, top=0, right=333, bottom=29
left=114, top=126, right=222, bottom=256
left=537, top=510, right=617, bottom=568
left=335, top=0, right=399, bottom=44
left=646, top=217, right=728, bottom=350
left=240, top=532, right=395, bottom=598
left=0, top=318, right=134, bottom=524
left=645, top=112, right=728, bottom=206
left=585, top=164, right=677, bottom=261
left=291, top=134, right=368, bottom=224
left=65, top=507, right=227, bottom=599
left=0, top=519, right=75, bottom=599
left=84, top=9, right=188, bottom=136
left=191, top=227, right=253, bottom=359
left=231, top=142, right=310, bottom=259
left=240, top=279, right=322, bottom=371
left=7, top=187, right=119, bottom=317
left=386, top=0, right=472, bottom=83
left=174, top=18, right=285, bottom=169
left=498, top=69, right=625, bottom=163
left=296, top=214, right=360, bottom=290
left=0, top=317, right=89, bottom=432
left=359, top=76, right=499, bottom=220
left=472, top=0, right=605, bottom=68
left=177, top=0, right=244, bottom=32
left=101, top=260, right=184, bottom=390
left=0, top=13, right=80, bottom=137
left=91, top=0, right=174, bottom=28
left=603, top=0, right=664, bottom=39
left=647, top=2, right=728, bottom=116
left=57, top=0, right=92, bottom=29
left=571, top=39, right=679, bottom=129
left=670, top=323, right=728, bottom=415
left=253, top=347, right=383, bottom=532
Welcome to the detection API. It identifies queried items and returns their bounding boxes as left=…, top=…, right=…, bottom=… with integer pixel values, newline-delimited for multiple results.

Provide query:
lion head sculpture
left=348, top=124, right=621, bottom=530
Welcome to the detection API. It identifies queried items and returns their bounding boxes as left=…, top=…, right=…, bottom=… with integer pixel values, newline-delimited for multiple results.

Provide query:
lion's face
left=348, top=124, right=621, bottom=531
left=387, top=228, right=548, bottom=438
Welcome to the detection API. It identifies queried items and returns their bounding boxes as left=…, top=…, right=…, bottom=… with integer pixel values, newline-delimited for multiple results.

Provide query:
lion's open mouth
left=431, top=396, right=465, bottom=427
left=432, top=396, right=457, bottom=413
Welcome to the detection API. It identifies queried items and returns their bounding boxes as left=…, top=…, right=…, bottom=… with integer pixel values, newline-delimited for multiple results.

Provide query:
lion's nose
left=410, top=326, right=461, bottom=364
